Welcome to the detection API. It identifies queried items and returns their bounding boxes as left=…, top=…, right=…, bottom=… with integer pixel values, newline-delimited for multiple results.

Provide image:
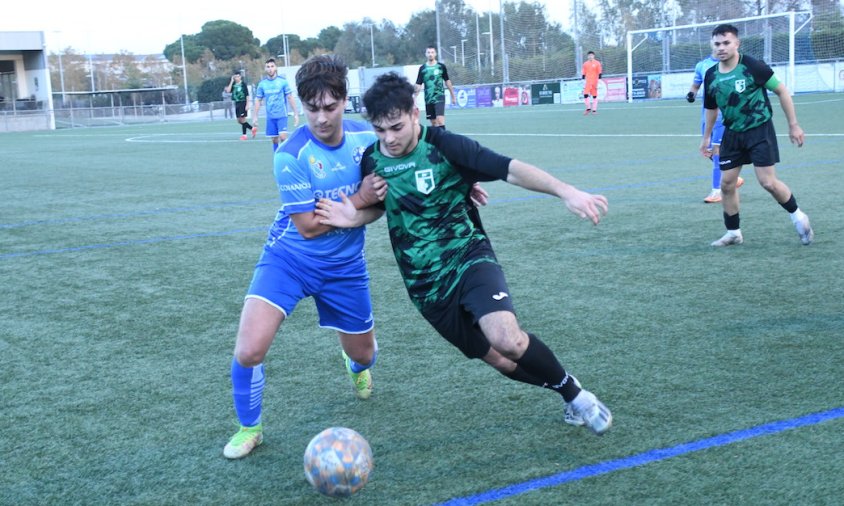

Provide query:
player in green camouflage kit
left=414, top=46, right=456, bottom=129
left=701, top=24, right=813, bottom=247
left=316, top=72, right=613, bottom=436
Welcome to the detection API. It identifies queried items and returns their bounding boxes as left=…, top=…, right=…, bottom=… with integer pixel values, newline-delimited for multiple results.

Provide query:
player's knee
left=234, top=342, right=267, bottom=367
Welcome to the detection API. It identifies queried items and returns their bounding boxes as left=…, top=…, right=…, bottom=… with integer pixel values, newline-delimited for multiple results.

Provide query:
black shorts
left=719, top=120, right=780, bottom=170
left=235, top=101, right=248, bottom=118
left=425, top=101, right=446, bottom=120
left=419, top=261, right=516, bottom=359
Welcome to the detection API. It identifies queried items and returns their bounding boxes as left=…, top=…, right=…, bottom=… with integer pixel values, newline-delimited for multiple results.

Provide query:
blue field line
left=0, top=227, right=266, bottom=259
left=435, top=406, right=844, bottom=506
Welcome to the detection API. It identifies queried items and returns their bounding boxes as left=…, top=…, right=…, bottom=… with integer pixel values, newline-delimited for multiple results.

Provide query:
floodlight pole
left=369, top=24, right=376, bottom=67
left=180, top=34, right=189, bottom=105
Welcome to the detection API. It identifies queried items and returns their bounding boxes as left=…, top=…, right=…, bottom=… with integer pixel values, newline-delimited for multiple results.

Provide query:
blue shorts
left=246, top=247, right=374, bottom=334
left=701, top=119, right=725, bottom=147
left=265, top=116, right=289, bottom=137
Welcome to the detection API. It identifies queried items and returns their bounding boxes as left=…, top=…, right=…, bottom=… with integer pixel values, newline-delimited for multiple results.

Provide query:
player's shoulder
left=739, top=53, right=769, bottom=70
left=277, top=126, right=311, bottom=157
left=343, top=120, right=377, bottom=149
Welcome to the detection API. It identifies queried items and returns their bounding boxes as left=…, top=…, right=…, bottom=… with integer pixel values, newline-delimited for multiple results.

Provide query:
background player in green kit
left=317, top=72, right=613, bottom=436
left=701, top=24, right=813, bottom=247
left=414, top=46, right=456, bottom=130
left=224, top=71, right=255, bottom=140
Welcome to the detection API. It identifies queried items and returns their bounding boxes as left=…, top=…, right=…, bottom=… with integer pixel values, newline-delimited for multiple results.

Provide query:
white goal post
left=626, top=11, right=813, bottom=102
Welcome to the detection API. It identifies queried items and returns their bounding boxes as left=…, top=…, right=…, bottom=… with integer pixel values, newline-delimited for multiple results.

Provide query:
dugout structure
left=626, top=11, right=814, bottom=102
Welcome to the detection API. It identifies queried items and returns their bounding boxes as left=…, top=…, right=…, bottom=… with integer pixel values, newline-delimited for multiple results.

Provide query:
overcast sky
left=4, top=0, right=571, bottom=55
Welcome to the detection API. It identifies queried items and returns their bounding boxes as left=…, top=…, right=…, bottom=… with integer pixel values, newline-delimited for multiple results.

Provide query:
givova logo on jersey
left=415, top=169, right=435, bottom=194
left=309, top=155, right=327, bottom=179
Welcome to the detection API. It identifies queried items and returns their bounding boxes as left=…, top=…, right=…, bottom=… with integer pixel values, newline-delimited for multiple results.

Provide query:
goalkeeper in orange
left=581, top=51, right=602, bottom=115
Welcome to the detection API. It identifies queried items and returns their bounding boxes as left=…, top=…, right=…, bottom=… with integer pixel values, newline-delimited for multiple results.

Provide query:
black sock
left=779, top=194, right=798, bottom=213
left=515, top=333, right=580, bottom=402
left=242, top=124, right=247, bottom=134
left=724, top=212, right=740, bottom=230
left=503, top=365, right=544, bottom=387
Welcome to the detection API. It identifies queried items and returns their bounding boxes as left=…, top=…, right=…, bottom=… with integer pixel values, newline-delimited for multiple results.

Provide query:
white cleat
left=711, top=230, right=743, bottom=247
left=571, top=389, right=612, bottom=436
left=793, top=213, right=814, bottom=245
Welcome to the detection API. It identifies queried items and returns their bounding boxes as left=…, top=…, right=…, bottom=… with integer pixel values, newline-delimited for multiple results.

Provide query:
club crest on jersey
left=735, top=79, right=746, bottom=93
left=415, top=169, right=435, bottom=194
left=309, top=155, right=327, bottom=179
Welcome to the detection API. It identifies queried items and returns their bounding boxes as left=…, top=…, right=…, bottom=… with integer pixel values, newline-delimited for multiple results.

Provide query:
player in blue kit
left=223, top=55, right=385, bottom=459
left=253, top=58, right=301, bottom=153
left=688, top=52, right=743, bottom=203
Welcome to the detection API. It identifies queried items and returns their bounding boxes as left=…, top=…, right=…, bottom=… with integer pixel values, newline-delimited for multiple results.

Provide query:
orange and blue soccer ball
left=303, top=427, right=373, bottom=497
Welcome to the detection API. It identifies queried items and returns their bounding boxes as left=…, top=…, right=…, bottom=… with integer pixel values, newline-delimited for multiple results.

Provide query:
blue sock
left=231, top=359, right=265, bottom=427
left=711, top=154, right=721, bottom=189
left=272, top=142, right=278, bottom=153
left=348, top=347, right=378, bottom=373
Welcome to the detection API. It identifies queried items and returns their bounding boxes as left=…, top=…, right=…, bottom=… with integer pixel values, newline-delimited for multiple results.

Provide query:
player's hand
left=686, top=91, right=696, bottom=103
left=357, top=174, right=387, bottom=206
left=562, top=188, right=608, bottom=225
left=469, top=183, right=489, bottom=207
left=315, top=193, right=358, bottom=228
left=789, top=124, right=805, bottom=147
left=700, top=137, right=713, bottom=158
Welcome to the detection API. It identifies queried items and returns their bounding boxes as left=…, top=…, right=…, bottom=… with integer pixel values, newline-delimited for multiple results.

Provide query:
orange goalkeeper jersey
left=581, top=59, right=602, bottom=84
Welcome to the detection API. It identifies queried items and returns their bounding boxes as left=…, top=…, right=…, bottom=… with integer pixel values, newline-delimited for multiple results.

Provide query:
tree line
left=49, top=0, right=843, bottom=104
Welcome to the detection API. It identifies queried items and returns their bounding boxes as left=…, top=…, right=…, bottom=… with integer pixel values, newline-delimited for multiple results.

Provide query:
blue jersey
left=256, top=76, right=293, bottom=119
left=694, top=56, right=723, bottom=124
left=265, top=120, right=377, bottom=263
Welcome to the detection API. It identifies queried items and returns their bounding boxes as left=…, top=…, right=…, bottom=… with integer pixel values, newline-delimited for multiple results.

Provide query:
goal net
left=626, top=11, right=815, bottom=102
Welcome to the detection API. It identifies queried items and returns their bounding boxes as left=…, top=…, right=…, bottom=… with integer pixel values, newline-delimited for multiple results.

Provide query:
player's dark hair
left=712, top=24, right=739, bottom=38
left=362, top=72, right=415, bottom=123
left=427, top=45, right=436, bottom=51
left=295, top=54, right=349, bottom=104
left=265, top=58, right=276, bottom=64
left=587, top=51, right=595, bottom=56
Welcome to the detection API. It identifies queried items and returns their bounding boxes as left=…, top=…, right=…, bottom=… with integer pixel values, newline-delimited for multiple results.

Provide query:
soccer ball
left=303, top=427, right=373, bottom=497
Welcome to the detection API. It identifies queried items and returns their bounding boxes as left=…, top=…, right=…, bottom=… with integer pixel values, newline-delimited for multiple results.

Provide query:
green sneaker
left=343, top=351, right=373, bottom=400
left=223, top=423, right=263, bottom=459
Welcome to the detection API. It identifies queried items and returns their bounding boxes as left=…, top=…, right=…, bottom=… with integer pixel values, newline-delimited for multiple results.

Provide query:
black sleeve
left=702, top=66, right=718, bottom=110
left=361, top=146, right=386, bottom=211
left=741, top=54, right=775, bottom=87
left=440, top=63, right=450, bottom=81
left=427, top=127, right=511, bottom=183
left=415, top=66, right=424, bottom=85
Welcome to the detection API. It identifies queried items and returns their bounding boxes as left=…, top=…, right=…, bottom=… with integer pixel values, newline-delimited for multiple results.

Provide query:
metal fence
left=0, top=101, right=237, bottom=132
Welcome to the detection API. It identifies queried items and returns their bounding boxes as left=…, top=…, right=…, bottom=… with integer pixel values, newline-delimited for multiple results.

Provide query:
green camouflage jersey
left=230, top=81, right=249, bottom=103
left=415, top=62, right=451, bottom=104
left=362, top=126, right=511, bottom=309
left=703, top=54, right=780, bottom=132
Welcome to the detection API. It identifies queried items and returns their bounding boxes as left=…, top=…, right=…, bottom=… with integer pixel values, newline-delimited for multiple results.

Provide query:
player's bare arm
left=506, top=160, right=608, bottom=225
left=315, top=194, right=384, bottom=228
left=772, top=83, right=804, bottom=147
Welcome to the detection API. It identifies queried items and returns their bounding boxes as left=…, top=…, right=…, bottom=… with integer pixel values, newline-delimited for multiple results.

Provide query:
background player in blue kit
left=687, top=52, right=743, bottom=203
left=253, top=58, right=301, bottom=153
left=223, top=55, right=385, bottom=459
